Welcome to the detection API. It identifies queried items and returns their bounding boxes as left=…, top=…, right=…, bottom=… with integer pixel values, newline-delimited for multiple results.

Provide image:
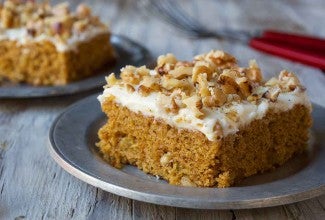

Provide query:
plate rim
left=48, top=94, right=325, bottom=209
left=0, top=34, right=151, bottom=99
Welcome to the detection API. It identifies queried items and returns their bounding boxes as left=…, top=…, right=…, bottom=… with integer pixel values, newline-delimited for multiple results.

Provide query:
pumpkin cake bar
left=0, top=0, right=115, bottom=86
left=97, top=50, right=312, bottom=187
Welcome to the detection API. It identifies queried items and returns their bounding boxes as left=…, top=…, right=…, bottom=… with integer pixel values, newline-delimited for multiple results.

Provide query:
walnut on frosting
left=104, top=50, right=305, bottom=122
left=0, top=0, right=107, bottom=41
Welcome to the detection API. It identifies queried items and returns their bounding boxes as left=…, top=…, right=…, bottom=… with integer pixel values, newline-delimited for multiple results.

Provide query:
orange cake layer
left=98, top=100, right=310, bottom=187
left=0, top=1, right=115, bottom=86
left=97, top=50, right=312, bottom=187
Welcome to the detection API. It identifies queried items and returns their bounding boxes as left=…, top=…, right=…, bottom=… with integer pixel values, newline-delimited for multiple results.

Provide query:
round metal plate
left=0, top=35, right=151, bottom=98
left=49, top=94, right=325, bottom=209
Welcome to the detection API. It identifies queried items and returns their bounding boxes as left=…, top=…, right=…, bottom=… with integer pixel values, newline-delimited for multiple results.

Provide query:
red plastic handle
left=261, top=30, right=325, bottom=53
left=249, top=37, right=325, bottom=69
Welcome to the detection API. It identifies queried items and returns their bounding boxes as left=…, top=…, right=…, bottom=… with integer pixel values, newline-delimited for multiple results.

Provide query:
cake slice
left=97, top=50, right=312, bottom=187
left=0, top=0, right=115, bottom=86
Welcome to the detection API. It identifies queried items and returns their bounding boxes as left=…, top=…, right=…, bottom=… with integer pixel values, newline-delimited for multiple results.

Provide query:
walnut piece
left=245, top=60, right=262, bottom=83
left=105, top=73, right=119, bottom=87
left=76, top=4, right=91, bottom=18
left=192, top=60, right=214, bottom=83
left=213, top=123, right=223, bottom=140
left=157, top=53, right=177, bottom=67
left=125, top=84, right=135, bottom=93
left=278, top=70, right=301, bottom=91
left=235, top=77, right=252, bottom=98
left=160, top=152, right=171, bottom=166
left=203, top=87, right=227, bottom=107
left=182, top=95, right=204, bottom=118
left=197, top=73, right=210, bottom=97
left=0, top=0, right=108, bottom=41
left=226, top=110, right=239, bottom=122
left=138, top=85, right=152, bottom=97
left=169, top=66, right=193, bottom=79
left=264, top=86, right=281, bottom=102
left=180, top=176, right=196, bottom=187
left=103, top=50, right=306, bottom=122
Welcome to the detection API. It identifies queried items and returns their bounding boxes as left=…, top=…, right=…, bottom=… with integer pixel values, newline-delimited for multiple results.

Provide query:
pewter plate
left=49, top=94, right=325, bottom=209
left=0, top=35, right=151, bottom=98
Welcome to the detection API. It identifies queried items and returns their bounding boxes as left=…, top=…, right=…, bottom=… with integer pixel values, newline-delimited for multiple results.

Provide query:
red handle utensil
left=249, top=30, right=325, bottom=69
left=261, top=30, right=325, bottom=52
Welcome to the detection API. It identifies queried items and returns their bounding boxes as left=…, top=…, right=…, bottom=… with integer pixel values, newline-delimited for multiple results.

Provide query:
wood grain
left=133, top=202, right=176, bottom=220
left=1, top=0, right=325, bottom=219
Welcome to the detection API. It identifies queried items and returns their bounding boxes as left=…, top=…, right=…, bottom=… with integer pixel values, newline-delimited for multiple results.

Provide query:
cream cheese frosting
left=0, top=1, right=110, bottom=52
left=0, top=26, right=109, bottom=52
left=98, top=85, right=311, bottom=141
left=98, top=51, right=312, bottom=141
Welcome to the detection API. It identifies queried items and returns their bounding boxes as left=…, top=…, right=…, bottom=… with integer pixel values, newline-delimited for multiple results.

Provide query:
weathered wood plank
left=132, top=201, right=176, bottom=220
left=233, top=196, right=325, bottom=220
left=0, top=94, right=132, bottom=219
left=176, top=208, right=233, bottom=220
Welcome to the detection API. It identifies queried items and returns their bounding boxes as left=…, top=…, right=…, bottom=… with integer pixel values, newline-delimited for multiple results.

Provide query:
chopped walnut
left=235, top=77, right=252, bottom=98
left=218, top=69, right=240, bottom=88
left=218, top=69, right=254, bottom=98
left=264, top=86, right=281, bottom=102
left=202, top=96, right=217, bottom=107
left=51, top=21, right=64, bottom=35
left=213, top=123, right=223, bottom=140
left=73, top=20, right=89, bottom=33
left=170, top=98, right=180, bottom=114
left=141, top=76, right=159, bottom=88
left=278, top=70, right=300, bottom=91
left=158, top=93, right=180, bottom=114
left=169, top=66, right=193, bottom=79
left=195, top=50, right=237, bottom=70
left=182, top=95, right=204, bottom=118
left=227, top=94, right=242, bottom=102
left=103, top=50, right=306, bottom=124
left=245, top=60, right=262, bottom=83
left=180, top=176, right=196, bottom=187
left=226, top=110, right=239, bottom=122
left=161, top=75, right=193, bottom=93
left=0, top=0, right=108, bottom=41
left=125, top=84, right=135, bottom=93
left=138, top=85, right=152, bottom=97
left=52, top=2, right=70, bottom=17
left=136, top=66, right=150, bottom=77
left=247, top=94, right=259, bottom=103
left=265, top=77, right=279, bottom=87
left=195, top=98, right=203, bottom=109
left=201, top=87, right=226, bottom=107
left=157, top=53, right=177, bottom=67
left=161, top=76, right=181, bottom=90
left=121, top=66, right=141, bottom=85
left=192, top=60, right=214, bottom=83
left=105, top=73, right=119, bottom=87
left=248, top=86, right=268, bottom=102
left=197, top=73, right=210, bottom=97
left=160, top=152, right=172, bottom=166
left=175, top=61, right=194, bottom=68
left=76, top=4, right=91, bottom=18
left=221, top=84, right=238, bottom=95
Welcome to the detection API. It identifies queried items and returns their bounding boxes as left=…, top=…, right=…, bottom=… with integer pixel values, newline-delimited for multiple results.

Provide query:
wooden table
left=1, top=0, right=325, bottom=219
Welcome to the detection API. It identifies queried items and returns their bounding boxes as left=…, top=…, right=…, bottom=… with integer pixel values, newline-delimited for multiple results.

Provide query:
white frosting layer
left=98, top=86, right=311, bottom=141
left=0, top=27, right=109, bottom=52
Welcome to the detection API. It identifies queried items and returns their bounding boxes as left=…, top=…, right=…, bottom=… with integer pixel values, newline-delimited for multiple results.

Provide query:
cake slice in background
left=0, top=0, right=115, bottom=86
left=97, top=50, right=312, bottom=187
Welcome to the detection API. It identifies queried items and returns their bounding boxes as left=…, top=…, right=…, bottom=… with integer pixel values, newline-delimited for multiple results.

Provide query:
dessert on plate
left=0, top=0, right=115, bottom=86
left=97, top=50, right=312, bottom=187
